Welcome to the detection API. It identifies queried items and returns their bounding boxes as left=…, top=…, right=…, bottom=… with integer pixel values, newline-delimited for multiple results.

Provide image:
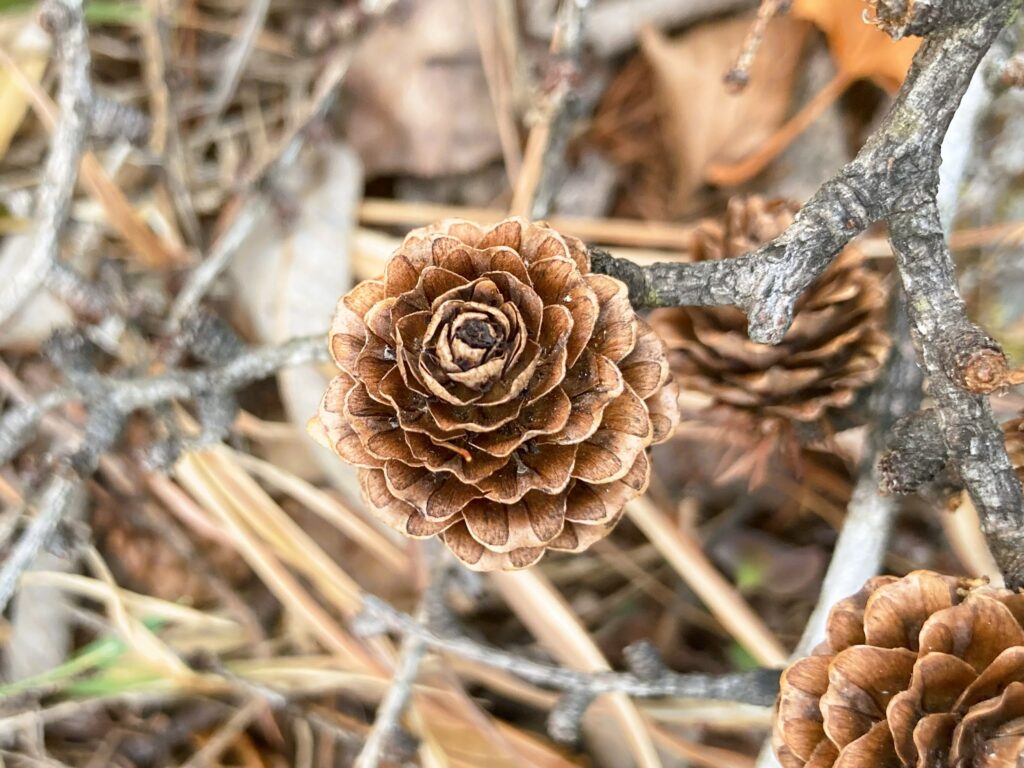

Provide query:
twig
left=725, top=0, right=789, bottom=91
left=357, top=595, right=779, bottom=707
left=203, top=0, right=271, bottom=118
left=165, top=197, right=268, bottom=333
left=509, top=0, right=592, bottom=218
left=354, top=621, right=425, bottom=768
left=0, top=335, right=328, bottom=467
left=0, top=0, right=90, bottom=326
left=0, top=472, right=81, bottom=614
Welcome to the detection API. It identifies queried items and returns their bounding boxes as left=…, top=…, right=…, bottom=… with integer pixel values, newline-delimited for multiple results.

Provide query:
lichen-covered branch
left=870, top=0, right=991, bottom=38
left=594, top=0, right=1024, bottom=587
left=888, top=201, right=1024, bottom=585
left=0, top=335, right=328, bottom=467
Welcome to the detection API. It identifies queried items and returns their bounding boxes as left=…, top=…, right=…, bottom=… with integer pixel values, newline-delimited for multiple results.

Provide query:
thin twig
left=203, top=0, right=271, bottom=118
left=354, top=619, right=425, bottom=768
left=725, top=0, right=789, bottom=91
left=357, top=595, right=779, bottom=706
left=509, top=0, right=592, bottom=218
left=0, top=472, right=81, bottom=614
left=0, top=335, right=327, bottom=466
left=165, top=197, right=268, bottom=333
left=0, top=0, right=90, bottom=325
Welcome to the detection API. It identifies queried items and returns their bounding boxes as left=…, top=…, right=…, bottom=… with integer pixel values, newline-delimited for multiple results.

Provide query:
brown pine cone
left=93, top=508, right=248, bottom=603
left=310, top=218, right=679, bottom=570
left=774, top=570, right=1024, bottom=768
left=649, top=197, right=889, bottom=444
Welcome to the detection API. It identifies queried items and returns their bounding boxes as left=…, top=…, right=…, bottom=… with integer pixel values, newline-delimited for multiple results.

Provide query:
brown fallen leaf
left=793, top=0, right=920, bottom=91
left=340, top=0, right=502, bottom=178
left=639, top=14, right=809, bottom=211
left=706, top=0, right=920, bottom=187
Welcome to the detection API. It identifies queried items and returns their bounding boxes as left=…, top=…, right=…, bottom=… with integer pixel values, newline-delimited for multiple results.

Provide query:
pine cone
left=649, top=196, right=889, bottom=435
left=774, top=570, right=1024, bottom=768
left=93, top=509, right=248, bottom=603
left=310, top=218, right=679, bottom=570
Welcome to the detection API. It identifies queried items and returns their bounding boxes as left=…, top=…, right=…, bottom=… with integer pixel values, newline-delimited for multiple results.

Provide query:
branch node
left=942, top=327, right=1010, bottom=394
left=546, top=689, right=596, bottom=746
left=868, top=0, right=988, bottom=39
left=878, top=408, right=950, bottom=494
left=623, top=640, right=670, bottom=681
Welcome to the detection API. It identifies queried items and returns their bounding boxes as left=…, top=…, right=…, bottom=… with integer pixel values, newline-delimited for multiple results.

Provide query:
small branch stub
left=941, top=329, right=1024, bottom=394
left=869, top=0, right=991, bottom=39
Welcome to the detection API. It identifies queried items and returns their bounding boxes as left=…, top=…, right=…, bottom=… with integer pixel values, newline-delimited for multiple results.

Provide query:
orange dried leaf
left=640, top=13, right=809, bottom=207
left=706, top=0, right=921, bottom=186
left=791, top=0, right=920, bottom=92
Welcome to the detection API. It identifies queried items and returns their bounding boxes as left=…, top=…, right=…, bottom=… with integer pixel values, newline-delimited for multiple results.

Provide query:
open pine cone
left=774, top=570, right=1024, bottom=767
left=310, top=218, right=679, bottom=570
left=649, top=197, right=889, bottom=442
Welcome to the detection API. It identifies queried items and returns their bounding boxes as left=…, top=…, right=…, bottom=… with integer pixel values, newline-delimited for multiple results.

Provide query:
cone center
left=455, top=318, right=499, bottom=350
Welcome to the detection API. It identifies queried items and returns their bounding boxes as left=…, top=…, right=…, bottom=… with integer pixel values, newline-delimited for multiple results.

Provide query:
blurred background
left=0, top=0, right=1023, bottom=766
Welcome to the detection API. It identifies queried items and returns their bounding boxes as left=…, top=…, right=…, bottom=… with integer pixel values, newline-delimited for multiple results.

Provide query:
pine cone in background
left=649, top=197, right=889, bottom=482
left=774, top=570, right=1024, bottom=768
left=310, top=218, right=679, bottom=570
left=92, top=506, right=249, bottom=603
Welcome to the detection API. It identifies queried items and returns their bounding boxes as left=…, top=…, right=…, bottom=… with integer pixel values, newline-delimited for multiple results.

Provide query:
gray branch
left=0, top=0, right=91, bottom=326
left=357, top=595, right=779, bottom=707
left=0, top=472, right=81, bottom=615
left=0, top=335, right=328, bottom=467
left=592, top=0, right=1024, bottom=588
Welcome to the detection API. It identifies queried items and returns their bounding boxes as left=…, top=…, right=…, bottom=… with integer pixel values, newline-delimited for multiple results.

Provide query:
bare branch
left=0, top=0, right=90, bottom=325
left=0, top=472, right=81, bottom=614
left=0, top=335, right=328, bottom=467
left=889, top=199, right=1024, bottom=587
left=595, top=0, right=1024, bottom=588
left=591, top=1, right=1018, bottom=346
left=357, top=595, right=779, bottom=707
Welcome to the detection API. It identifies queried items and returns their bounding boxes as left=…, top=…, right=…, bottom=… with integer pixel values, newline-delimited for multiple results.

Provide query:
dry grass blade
left=81, top=547, right=195, bottom=682
left=188, top=448, right=364, bottom=616
left=0, top=46, right=185, bottom=268
left=21, top=571, right=239, bottom=631
left=177, top=449, right=548, bottom=765
left=625, top=497, right=788, bottom=667
left=231, top=451, right=407, bottom=573
left=173, top=450, right=373, bottom=668
left=359, top=197, right=697, bottom=251
left=651, top=724, right=757, bottom=768
left=491, top=569, right=664, bottom=768
left=180, top=698, right=265, bottom=768
left=944, top=497, right=1002, bottom=584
